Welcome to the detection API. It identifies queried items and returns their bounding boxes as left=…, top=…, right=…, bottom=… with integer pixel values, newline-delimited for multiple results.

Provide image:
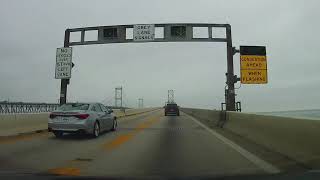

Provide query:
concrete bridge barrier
left=0, top=108, right=159, bottom=136
left=181, top=108, right=320, bottom=169
left=225, top=111, right=320, bottom=168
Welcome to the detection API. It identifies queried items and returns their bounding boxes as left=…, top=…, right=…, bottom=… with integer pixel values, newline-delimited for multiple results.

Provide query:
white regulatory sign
left=133, top=24, right=155, bottom=42
left=55, top=47, right=72, bottom=79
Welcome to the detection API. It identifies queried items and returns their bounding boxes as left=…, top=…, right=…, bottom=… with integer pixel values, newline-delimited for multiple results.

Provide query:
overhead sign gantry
left=56, top=23, right=266, bottom=111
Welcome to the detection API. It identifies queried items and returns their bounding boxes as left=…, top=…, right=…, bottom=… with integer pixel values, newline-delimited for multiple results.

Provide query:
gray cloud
left=0, top=0, right=319, bottom=111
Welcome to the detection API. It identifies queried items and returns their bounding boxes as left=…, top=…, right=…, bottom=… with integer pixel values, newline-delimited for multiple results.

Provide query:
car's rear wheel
left=111, top=119, right=117, bottom=131
left=93, top=121, right=100, bottom=138
left=53, top=131, right=63, bottom=138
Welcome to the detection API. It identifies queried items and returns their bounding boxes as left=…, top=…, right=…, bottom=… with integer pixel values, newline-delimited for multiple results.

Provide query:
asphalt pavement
left=0, top=109, right=273, bottom=178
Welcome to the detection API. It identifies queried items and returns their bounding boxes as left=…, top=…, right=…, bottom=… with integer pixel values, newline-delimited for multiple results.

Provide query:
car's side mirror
left=109, top=109, right=114, bottom=113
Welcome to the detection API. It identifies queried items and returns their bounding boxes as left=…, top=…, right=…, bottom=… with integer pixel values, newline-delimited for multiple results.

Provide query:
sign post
left=240, top=46, right=268, bottom=84
left=58, top=30, right=71, bottom=105
left=226, top=25, right=236, bottom=111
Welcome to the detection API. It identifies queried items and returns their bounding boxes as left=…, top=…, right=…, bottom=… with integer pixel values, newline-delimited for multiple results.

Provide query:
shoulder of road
left=181, top=108, right=320, bottom=171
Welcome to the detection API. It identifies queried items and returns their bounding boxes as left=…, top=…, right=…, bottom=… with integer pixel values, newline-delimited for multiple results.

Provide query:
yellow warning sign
left=240, top=46, right=268, bottom=84
left=241, top=70, right=268, bottom=84
left=240, top=55, right=267, bottom=70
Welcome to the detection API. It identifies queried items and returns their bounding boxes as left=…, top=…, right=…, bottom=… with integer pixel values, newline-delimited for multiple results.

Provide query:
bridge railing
left=0, top=102, right=134, bottom=114
left=0, top=102, right=60, bottom=114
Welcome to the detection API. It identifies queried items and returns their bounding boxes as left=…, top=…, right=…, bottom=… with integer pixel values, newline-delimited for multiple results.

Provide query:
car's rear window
left=167, top=104, right=178, bottom=108
left=57, top=103, right=89, bottom=111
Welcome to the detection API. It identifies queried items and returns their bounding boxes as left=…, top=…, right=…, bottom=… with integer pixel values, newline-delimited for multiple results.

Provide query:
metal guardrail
left=0, top=102, right=59, bottom=114
left=217, top=110, right=227, bottom=128
left=219, top=101, right=241, bottom=128
left=221, top=101, right=241, bottom=112
left=221, top=102, right=226, bottom=111
left=235, top=101, right=242, bottom=112
left=0, top=102, right=132, bottom=114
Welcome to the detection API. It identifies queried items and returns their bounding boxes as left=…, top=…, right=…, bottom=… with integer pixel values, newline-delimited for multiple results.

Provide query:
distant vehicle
left=48, top=103, right=117, bottom=138
left=165, top=103, right=180, bottom=116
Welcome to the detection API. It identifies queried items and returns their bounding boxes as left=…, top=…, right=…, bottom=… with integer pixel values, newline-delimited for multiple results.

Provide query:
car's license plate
left=55, top=117, right=71, bottom=123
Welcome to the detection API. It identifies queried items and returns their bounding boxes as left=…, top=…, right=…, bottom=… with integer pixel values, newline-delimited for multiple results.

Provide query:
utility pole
left=138, top=98, right=143, bottom=108
left=167, top=90, right=174, bottom=103
left=115, top=87, right=123, bottom=108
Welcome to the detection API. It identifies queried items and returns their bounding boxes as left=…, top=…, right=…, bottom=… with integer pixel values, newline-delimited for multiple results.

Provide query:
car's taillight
left=49, top=113, right=57, bottom=119
left=74, top=114, right=89, bottom=119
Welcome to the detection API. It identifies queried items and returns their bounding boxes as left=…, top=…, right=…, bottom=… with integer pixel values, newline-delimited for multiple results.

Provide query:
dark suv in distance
left=165, top=103, right=180, bottom=116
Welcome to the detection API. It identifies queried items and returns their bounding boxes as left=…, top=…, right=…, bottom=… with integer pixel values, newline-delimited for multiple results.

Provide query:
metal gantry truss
left=114, top=87, right=123, bottom=108
left=167, top=90, right=175, bottom=103
left=67, top=23, right=230, bottom=46
left=0, top=102, right=59, bottom=114
left=138, top=98, right=144, bottom=108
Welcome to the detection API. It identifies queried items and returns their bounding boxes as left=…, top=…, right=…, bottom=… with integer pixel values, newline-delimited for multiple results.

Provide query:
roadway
left=0, top=109, right=275, bottom=178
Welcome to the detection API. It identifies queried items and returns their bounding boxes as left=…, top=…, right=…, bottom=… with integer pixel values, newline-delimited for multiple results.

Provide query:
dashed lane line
left=47, top=115, right=161, bottom=176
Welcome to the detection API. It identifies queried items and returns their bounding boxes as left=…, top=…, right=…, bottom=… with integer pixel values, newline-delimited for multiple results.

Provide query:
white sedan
left=48, top=103, right=117, bottom=138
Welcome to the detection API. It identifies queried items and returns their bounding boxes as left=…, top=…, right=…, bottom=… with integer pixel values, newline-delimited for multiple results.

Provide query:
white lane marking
left=184, top=113, right=281, bottom=174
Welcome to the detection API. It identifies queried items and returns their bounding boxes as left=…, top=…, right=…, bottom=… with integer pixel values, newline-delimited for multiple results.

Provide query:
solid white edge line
left=184, top=112, right=281, bottom=174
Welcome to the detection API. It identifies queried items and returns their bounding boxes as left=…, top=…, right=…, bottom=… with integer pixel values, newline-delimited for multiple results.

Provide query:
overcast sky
left=0, top=0, right=319, bottom=112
